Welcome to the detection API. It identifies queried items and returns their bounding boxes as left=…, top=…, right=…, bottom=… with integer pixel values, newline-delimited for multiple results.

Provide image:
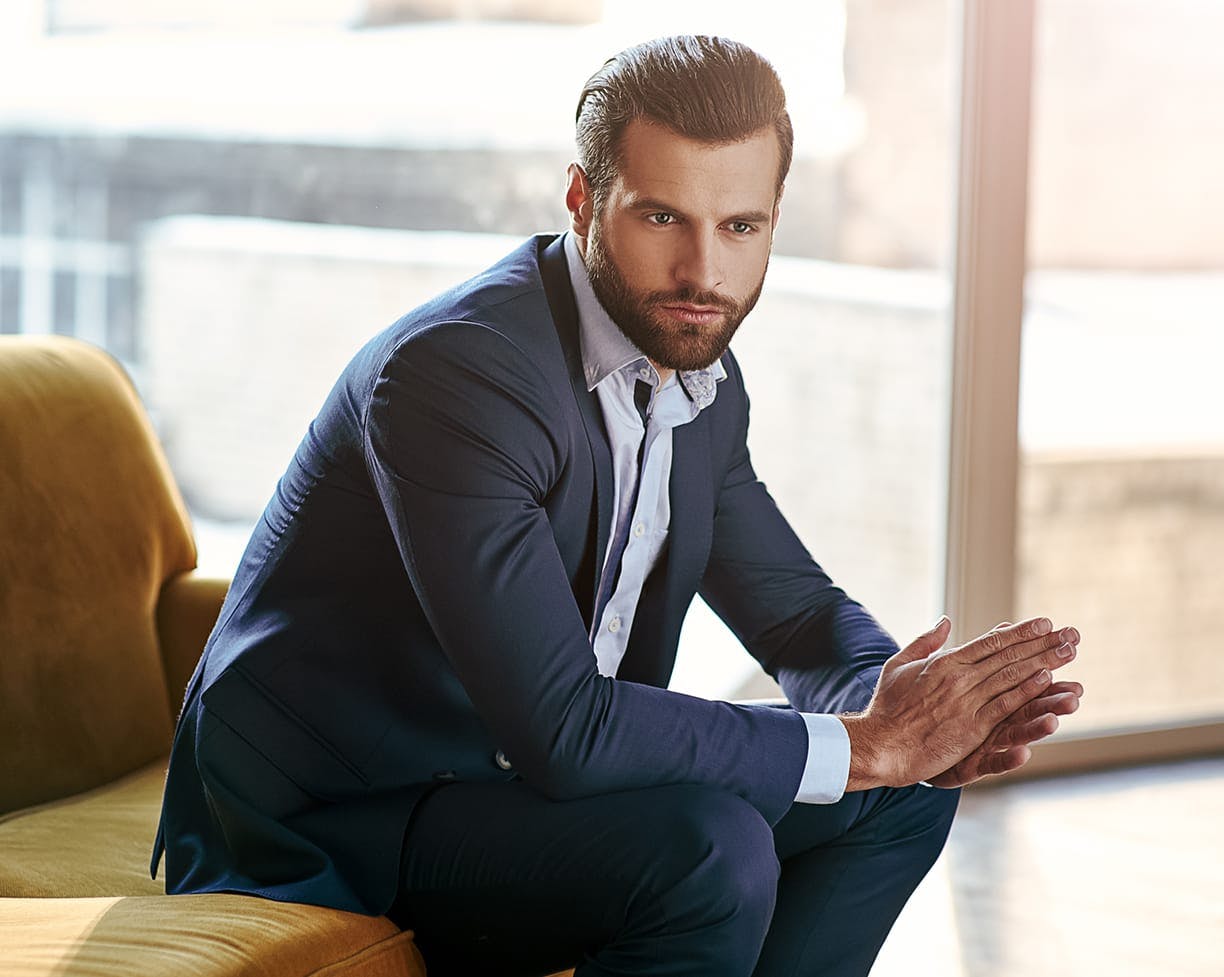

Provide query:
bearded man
left=154, top=35, right=1083, bottom=977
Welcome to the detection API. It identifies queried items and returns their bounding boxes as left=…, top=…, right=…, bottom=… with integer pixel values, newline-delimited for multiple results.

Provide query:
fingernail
left=1034, top=618, right=1052, bottom=635
left=931, top=615, right=949, bottom=631
left=1056, top=642, right=1074, bottom=659
left=1037, top=669, right=1051, bottom=684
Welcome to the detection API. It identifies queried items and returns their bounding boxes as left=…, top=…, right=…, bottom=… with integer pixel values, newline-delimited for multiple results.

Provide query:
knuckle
left=1003, top=684, right=1029, bottom=711
left=980, top=693, right=1013, bottom=725
left=981, top=630, right=1004, bottom=654
left=1000, top=661, right=1026, bottom=686
left=1002, top=640, right=1029, bottom=665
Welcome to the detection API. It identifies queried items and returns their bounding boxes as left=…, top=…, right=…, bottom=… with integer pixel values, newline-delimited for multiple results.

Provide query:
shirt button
left=607, top=615, right=621, bottom=634
left=494, top=750, right=513, bottom=771
left=632, top=522, right=645, bottom=537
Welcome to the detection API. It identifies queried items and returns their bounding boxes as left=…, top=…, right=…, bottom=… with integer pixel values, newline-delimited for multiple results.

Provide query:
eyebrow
left=627, top=197, right=773, bottom=225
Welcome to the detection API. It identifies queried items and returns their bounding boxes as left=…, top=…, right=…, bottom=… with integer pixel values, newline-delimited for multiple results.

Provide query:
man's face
left=567, top=120, right=782, bottom=373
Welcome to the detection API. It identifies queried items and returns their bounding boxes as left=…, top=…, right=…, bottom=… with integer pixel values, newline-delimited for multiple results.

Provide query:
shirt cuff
left=794, top=713, right=851, bottom=804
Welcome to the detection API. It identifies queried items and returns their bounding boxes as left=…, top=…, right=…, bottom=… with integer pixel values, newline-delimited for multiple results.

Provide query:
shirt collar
left=562, top=232, right=726, bottom=409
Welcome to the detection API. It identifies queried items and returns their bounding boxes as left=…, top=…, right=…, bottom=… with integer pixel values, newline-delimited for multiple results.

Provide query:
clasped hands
left=840, top=616, right=1083, bottom=791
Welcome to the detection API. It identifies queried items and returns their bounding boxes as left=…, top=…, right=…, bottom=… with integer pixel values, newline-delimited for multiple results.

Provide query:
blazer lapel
left=667, top=411, right=715, bottom=596
left=538, top=235, right=614, bottom=615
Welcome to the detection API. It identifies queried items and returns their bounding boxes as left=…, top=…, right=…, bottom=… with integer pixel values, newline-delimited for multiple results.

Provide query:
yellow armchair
left=0, top=336, right=423, bottom=977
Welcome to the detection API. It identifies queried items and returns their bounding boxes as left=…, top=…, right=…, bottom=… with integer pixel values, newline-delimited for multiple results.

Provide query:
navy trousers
left=388, top=778, right=960, bottom=977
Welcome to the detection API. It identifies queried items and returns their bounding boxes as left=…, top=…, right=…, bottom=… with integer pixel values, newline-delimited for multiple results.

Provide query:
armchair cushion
left=1, top=896, right=423, bottom=977
left=0, top=760, right=166, bottom=899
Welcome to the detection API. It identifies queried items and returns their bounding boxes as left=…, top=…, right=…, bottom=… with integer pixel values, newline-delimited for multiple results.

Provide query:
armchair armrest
left=155, top=571, right=229, bottom=718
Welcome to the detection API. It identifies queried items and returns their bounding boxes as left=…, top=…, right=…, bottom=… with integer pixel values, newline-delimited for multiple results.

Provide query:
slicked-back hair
left=575, top=35, right=793, bottom=211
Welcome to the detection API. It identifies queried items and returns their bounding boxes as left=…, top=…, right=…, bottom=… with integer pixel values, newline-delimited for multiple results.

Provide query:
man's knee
left=881, top=784, right=960, bottom=867
left=633, top=785, right=779, bottom=933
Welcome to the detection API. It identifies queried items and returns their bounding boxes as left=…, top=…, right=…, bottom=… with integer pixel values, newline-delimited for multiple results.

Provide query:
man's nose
left=674, top=230, right=723, bottom=293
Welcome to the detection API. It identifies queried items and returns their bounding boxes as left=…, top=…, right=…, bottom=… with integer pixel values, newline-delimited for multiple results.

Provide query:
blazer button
left=494, top=750, right=513, bottom=771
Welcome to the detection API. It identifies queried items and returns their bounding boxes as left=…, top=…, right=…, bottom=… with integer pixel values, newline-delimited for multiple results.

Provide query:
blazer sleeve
left=698, top=360, right=899, bottom=716
left=362, top=320, right=808, bottom=825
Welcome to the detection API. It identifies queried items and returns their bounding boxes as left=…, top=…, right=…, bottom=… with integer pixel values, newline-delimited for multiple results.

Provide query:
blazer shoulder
left=326, top=235, right=570, bottom=410
left=367, top=235, right=567, bottom=371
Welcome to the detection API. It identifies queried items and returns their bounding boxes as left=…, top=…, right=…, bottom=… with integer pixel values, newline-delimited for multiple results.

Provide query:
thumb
left=891, top=615, right=952, bottom=666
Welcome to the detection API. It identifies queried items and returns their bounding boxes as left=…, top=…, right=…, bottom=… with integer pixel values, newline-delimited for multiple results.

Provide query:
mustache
left=645, top=288, right=740, bottom=313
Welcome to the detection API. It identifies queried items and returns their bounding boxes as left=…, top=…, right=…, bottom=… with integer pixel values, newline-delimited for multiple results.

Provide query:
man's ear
left=565, top=162, right=594, bottom=239
left=771, top=183, right=785, bottom=239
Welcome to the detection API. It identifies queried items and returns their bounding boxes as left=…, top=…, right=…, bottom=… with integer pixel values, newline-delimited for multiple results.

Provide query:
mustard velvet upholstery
left=1, top=897, right=423, bottom=977
left=0, top=335, right=428, bottom=977
left=0, top=761, right=167, bottom=899
left=156, top=572, right=232, bottom=712
left=0, top=336, right=194, bottom=814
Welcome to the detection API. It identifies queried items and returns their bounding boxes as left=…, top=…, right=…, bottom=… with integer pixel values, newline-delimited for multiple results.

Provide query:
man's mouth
left=657, top=303, right=725, bottom=326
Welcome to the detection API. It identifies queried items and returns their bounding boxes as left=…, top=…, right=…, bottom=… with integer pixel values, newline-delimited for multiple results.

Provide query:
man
left=154, top=35, right=1083, bottom=976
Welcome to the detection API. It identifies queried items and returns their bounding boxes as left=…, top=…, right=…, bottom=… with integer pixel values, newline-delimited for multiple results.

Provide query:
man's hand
left=838, top=616, right=1080, bottom=791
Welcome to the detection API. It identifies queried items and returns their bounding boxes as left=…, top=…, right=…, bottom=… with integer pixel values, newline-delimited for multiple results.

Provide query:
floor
left=873, top=757, right=1224, bottom=977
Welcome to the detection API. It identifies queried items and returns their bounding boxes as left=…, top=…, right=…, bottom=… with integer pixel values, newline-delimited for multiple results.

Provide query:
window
left=1015, top=0, right=1224, bottom=734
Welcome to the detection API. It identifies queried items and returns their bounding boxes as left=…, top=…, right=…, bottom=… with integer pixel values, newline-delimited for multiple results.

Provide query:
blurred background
left=1, top=1, right=1220, bottom=973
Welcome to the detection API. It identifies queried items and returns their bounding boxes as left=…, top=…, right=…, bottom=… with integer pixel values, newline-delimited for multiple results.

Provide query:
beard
left=585, top=226, right=766, bottom=372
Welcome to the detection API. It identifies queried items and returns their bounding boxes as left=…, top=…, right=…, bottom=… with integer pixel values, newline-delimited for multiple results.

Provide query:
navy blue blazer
left=153, top=234, right=898, bottom=915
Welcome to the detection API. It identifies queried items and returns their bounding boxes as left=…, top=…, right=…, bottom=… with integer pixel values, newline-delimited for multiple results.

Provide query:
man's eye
left=728, top=221, right=755, bottom=235
left=648, top=213, right=675, bottom=225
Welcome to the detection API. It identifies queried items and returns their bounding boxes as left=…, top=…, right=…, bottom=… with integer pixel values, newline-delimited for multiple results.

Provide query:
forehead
left=609, top=119, right=780, bottom=215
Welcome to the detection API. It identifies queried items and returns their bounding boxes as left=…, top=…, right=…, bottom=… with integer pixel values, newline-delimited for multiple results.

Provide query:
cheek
left=606, top=227, right=671, bottom=285
left=726, top=245, right=770, bottom=296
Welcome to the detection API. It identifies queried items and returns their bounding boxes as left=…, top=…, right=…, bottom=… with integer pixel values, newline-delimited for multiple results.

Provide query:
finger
left=972, top=626, right=1079, bottom=673
left=978, top=686, right=1082, bottom=755
left=978, top=667, right=1055, bottom=727
left=1037, top=690, right=1082, bottom=716
left=889, top=615, right=952, bottom=666
left=1006, top=688, right=1082, bottom=726
left=975, top=744, right=1031, bottom=778
left=989, top=711, right=1060, bottom=749
left=949, top=617, right=1053, bottom=665
left=928, top=743, right=1031, bottom=788
left=970, top=633, right=1078, bottom=704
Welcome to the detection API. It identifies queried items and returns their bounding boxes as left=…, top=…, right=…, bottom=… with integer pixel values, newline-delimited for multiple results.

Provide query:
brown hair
left=575, top=35, right=793, bottom=209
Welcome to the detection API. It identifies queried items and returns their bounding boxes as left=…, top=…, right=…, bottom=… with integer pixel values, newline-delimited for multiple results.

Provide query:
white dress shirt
left=563, top=233, right=850, bottom=805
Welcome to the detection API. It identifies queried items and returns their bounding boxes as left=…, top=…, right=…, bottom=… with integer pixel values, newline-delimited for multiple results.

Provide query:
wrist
left=838, top=714, right=892, bottom=791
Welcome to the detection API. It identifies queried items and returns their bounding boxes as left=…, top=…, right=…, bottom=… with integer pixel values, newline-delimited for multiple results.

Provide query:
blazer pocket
left=201, top=666, right=371, bottom=802
left=197, top=707, right=315, bottom=821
